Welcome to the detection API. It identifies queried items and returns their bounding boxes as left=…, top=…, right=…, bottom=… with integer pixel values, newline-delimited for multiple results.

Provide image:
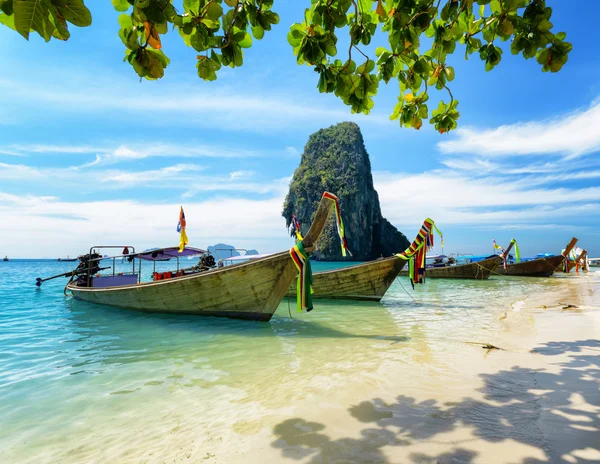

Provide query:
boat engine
left=74, top=252, right=102, bottom=286
left=197, top=254, right=216, bottom=271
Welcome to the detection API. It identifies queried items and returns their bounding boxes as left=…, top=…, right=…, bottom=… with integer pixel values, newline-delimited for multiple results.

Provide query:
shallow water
left=0, top=260, right=598, bottom=463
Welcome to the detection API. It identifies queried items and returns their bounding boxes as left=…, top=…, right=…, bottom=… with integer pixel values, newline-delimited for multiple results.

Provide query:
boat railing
left=84, top=245, right=213, bottom=286
left=86, top=246, right=137, bottom=286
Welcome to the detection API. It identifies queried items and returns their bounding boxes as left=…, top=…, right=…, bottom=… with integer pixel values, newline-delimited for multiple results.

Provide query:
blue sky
left=1, top=1, right=599, bottom=258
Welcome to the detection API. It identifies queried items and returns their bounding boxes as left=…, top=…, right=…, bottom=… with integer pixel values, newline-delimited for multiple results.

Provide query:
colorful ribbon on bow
left=397, top=218, right=443, bottom=288
left=323, top=192, right=351, bottom=257
left=289, top=240, right=313, bottom=312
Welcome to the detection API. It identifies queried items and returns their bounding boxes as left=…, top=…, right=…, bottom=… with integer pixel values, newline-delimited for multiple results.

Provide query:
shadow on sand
left=271, top=339, right=600, bottom=463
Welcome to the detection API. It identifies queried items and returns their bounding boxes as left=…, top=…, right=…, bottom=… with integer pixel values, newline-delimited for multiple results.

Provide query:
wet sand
left=223, top=276, right=600, bottom=464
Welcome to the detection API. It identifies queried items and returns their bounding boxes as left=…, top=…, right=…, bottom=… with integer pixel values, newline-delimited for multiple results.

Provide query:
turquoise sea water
left=0, top=260, right=597, bottom=463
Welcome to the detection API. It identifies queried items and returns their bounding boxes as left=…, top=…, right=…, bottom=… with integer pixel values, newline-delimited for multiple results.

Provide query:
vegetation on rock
left=283, top=121, right=409, bottom=261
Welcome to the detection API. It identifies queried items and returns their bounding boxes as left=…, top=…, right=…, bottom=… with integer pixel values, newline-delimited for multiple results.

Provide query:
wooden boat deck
left=286, top=256, right=406, bottom=301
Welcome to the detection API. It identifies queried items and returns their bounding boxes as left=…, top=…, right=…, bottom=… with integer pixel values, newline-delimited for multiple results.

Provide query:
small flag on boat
left=291, top=214, right=303, bottom=241
left=177, top=206, right=188, bottom=252
left=492, top=238, right=504, bottom=251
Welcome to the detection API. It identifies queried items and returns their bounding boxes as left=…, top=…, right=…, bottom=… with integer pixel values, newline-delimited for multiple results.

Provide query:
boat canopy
left=132, top=246, right=207, bottom=261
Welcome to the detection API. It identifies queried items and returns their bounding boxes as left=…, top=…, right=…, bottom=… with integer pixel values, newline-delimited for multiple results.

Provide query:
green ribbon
left=511, top=239, right=521, bottom=263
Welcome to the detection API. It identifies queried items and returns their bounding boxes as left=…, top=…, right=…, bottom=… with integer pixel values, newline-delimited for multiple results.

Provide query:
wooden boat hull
left=66, top=191, right=337, bottom=321
left=286, top=256, right=406, bottom=302
left=68, top=251, right=298, bottom=321
left=398, top=256, right=502, bottom=280
left=503, top=255, right=563, bottom=277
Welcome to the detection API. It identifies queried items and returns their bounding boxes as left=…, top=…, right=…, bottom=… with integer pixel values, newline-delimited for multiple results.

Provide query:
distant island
left=283, top=122, right=409, bottom=261
left=207, top=243, right=259, bottom=261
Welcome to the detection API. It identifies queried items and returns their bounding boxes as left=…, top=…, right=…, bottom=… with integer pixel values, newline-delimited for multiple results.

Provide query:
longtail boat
left=280, top=195, right=405, bottom=302
left=51, top=193, right=336, bottom=321
left=576, top=249, right=589, bottom=272
left=563, top=244, right=587, bottom=273
left=399, top=255, right=502, bottom=280
left=500, top=237, right=578, bottom=277
left=285, top=256, right=406, bottom=301
left=395, top=218, right=500, bottom=281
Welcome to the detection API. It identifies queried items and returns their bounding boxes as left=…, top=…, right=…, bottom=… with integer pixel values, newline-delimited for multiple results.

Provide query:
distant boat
left=499, top=237, right=578, bottom=277
left=57, top=256, right=77, bottom=262
left=398, top=255, right=502, bottom=280
left=562, top=244, right=588, bottom=273
left=2, top=255, right=8, bottom=262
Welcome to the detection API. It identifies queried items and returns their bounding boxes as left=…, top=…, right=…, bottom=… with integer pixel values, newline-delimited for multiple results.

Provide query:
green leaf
left=251, top=24, right=264, bottom=40
left=206, top=2, right=223, bottom=22
left=48, top=3, right=70, bottom=40
left=0, top=11, right=16, bottom=30
left=118, top=14, right=132, bottom=29
left=111, top=0, right=129, bottom=13
left=183, top=0, right=200, bottom=14
left=237, top=30, right=252, bottom=48
left=55, top=0, right=92, bottom=28
left=13, top=0, right=49, bottom=40
left=197, top=55, right=219, bottom=81
left=145, top=51, right=165, bottom=79
left=0, top=0, right=13, bottom=15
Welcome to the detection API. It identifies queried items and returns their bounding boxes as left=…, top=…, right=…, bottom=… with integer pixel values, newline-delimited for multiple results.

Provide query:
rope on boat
left=63, top=271, right=76, bottom=296
left=475, top=262, right=505, bottom=277
left=395, top=277, right=418, bottom=303
left=477, top=257, right=561, bottom=277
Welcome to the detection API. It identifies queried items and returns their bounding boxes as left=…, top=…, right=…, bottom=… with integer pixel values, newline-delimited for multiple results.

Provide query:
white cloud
left=100, top=164, right=206, bottom=186
left=1, top=142, right=264, bottom=165
left=373, top=170, right=600, bottom=230
left=285, top=146, right=300, bottom=156
left=229, top=170, right=254, bottom=180
left=0, top=160, right=288, bottom=195
left=0, top=72, right=391, bottom=131
left=438, top=99, right=600, bottom=158
left=0, top=193, right=293, bottom=258
left=181, top=176, right=290, bottom=199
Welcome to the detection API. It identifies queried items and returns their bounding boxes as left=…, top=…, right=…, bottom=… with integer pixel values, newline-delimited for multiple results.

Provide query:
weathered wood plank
left=286, top=256, right=406, bottom=301
left=503, top=255, right=563, bottom=277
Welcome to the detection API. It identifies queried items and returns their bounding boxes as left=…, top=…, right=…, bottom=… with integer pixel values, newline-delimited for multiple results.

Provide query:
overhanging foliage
left=0, top=0, right=571, bottom=132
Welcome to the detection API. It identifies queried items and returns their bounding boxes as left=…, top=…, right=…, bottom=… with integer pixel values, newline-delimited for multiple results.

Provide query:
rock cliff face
left=282, top=122, right=409, bottom=261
